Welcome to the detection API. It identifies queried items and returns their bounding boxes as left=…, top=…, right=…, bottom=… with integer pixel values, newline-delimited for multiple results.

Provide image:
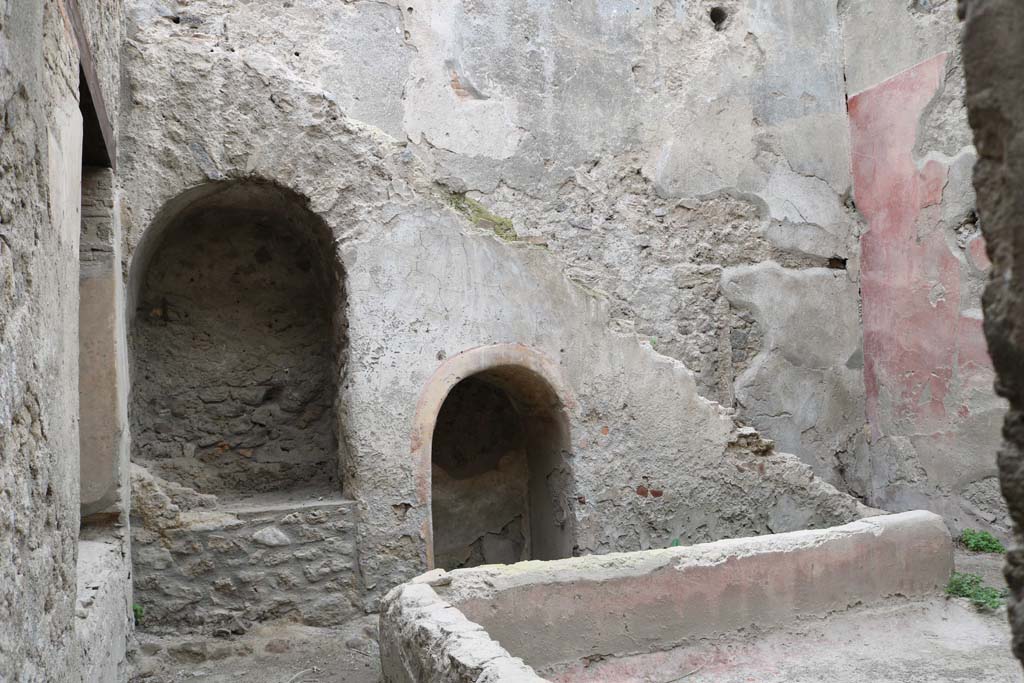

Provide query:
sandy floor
left=129, top=550, right=1017, bottom=683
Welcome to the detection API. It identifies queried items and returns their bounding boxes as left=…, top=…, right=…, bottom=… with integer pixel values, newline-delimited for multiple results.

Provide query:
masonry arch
left=127, top=180, right=346, bottom=501
left=412, top=344, right=576, bottom=569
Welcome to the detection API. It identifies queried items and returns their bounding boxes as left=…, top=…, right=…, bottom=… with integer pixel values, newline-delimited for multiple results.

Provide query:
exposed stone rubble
left=130, top=464, right=362, bottom=635
left=380, top=577, right=545, bottom=683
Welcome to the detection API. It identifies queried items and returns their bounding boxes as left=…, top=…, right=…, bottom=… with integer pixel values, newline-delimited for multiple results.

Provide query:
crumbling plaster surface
left=722, top=263, right=865, bottom=489
left=960, top=0, right=1024, bottom=664
left=118, top=1, right=870, bottom=605
left=843, top=0, right=1007, bottom=534
left=0, top=1, right=83, bottom=679
left=120, top=0, right=864, bottom=495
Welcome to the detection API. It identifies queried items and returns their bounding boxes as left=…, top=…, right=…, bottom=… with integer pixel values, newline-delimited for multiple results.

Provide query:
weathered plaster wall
left=960, top=0, right=1024, bottom=664
left=843, top=0, right=1007, bottom=534
left=118, top=0, right=869, bottom=607
left=0, top=0, right=127, bottom=678
left=120, top=0, right=864, bottom=496
left=0, top=2, right=83, bottom=679
left=415, top=0, right=867, bottom=491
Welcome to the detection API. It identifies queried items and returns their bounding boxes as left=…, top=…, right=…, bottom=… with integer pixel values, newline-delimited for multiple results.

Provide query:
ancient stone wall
left=0, top=0, right=123, bottom=678
left=0, top=0, right=1013, bottom=678
left=842, top=0, right=1007, bottom=535
left=117, top=0, right=864, bottom=503
left=131, top=200, right=340, bottom=499
left=130, top=464, right=361, bottom=634
left=960, top=0, right=1024, bottom=664
left=116, top=0, right=871, bottom=607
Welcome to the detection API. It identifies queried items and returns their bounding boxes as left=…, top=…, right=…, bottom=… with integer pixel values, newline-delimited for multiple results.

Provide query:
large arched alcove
left=412, top=345, right=577, bottom=569
left=128, top=180, right=346, bottom=502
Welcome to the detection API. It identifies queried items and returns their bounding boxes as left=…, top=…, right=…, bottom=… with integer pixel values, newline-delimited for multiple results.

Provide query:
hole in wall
left=710, top=6, right=728, bottom=30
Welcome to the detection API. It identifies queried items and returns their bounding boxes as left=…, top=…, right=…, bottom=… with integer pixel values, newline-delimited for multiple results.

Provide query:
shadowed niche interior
left=430, top=365, right=575, bottom=569
left=129, top=181, right=346, bottom=504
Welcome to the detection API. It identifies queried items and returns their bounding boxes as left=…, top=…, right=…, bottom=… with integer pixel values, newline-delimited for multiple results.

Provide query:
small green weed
left=946, top=572, right=1006, bottom=610
left=960, top=528, right=1005, bottom=554
left=447, top=192, right=518, bottom=241
left=132, top=603, right=145, bottom=623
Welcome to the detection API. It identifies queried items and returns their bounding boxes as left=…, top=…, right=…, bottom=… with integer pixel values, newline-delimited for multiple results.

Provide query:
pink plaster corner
left=967, top=234, right=992, bottom=272
left=850, top=52, right=994, bottom=442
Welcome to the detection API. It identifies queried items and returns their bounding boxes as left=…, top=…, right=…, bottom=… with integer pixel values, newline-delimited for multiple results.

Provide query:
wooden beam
left=63, top=0, right=116, bottom=169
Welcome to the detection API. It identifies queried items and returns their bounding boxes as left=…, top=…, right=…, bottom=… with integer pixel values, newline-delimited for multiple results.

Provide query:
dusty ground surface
left=130, top=551, right=1014, bottom=683
left=127, top=615, right=381, bottom=683
left=551, top=598, right=1018, bottom=683
left=551, top=550, right=1017, bottom=683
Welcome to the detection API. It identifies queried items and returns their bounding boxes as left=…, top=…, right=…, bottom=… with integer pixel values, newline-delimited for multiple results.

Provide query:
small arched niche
left=128, top=180, right=346, bottom=503
left=420, top=351, right=575, bottom=569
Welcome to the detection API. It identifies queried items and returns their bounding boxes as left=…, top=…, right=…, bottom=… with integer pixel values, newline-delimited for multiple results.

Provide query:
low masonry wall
left=379, top=577, right=545, bottom=683
left=379, top=511, right=953, bottom=682
left=132, top=496, right=361, bottom=634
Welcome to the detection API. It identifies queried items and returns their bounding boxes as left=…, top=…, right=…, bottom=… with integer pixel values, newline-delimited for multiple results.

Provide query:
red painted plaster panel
left=849, top=53, right=994, bottom=444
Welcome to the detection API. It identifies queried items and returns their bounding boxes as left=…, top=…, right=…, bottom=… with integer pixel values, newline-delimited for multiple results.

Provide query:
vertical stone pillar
left=79, top=166, right=130, bottom=520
